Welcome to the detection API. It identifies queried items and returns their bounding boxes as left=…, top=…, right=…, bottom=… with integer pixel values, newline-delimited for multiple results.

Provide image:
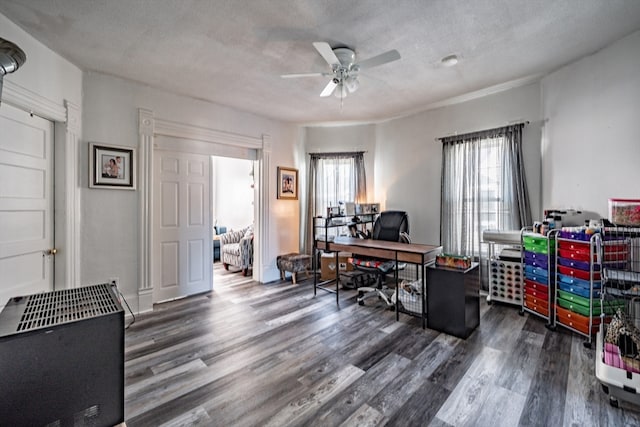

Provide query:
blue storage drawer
left=557, top=273, right=601, bottom=289
left=524, top=264, right=548, bottom=278
left=557, top=281, right=601, bottom=299
left=525, top=271, right=549, bottom=285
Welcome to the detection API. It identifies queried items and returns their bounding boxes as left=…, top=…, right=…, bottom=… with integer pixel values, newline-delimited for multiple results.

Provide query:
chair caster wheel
left=601, top=384, right=609, bottom=395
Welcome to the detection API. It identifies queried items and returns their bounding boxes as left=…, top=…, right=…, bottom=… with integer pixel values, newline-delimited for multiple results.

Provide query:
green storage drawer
left=556, top=297, right=624, bottom=317
left=522, top=234, right=555, bottom=255
left=557, top=289, right=590, bottom=308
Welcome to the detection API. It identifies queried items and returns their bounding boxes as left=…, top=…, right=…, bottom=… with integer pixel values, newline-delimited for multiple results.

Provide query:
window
left=314, top=156, right=358, bottom=217
left=304, top=152, right=367, bottom=253
left=440, top=124, right=530, bottom=259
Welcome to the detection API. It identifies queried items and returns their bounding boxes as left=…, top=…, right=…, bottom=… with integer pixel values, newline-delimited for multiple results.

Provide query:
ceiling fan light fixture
left=334, top=82, right=348, bottom=99
left=345, top=76, right=359, bottom=93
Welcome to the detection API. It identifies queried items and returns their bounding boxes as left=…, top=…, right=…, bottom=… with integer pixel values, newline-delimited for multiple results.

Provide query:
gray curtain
left=440, top=124, right=531, bottom=257
left=303, top=152, right=367, bottom=254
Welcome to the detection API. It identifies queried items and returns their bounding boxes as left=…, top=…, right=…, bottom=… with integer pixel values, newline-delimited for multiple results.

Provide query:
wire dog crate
left=595, top=226, right=640, bottom=408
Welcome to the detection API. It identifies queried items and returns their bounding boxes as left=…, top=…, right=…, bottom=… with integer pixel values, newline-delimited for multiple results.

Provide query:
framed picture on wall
left=89, top=143, right=136, bottom=189
left=277, top=166, right=298, bottom=200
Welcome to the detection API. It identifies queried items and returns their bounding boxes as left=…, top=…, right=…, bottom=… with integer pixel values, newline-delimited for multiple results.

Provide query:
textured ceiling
left=1, top=0, right=640, bottom=124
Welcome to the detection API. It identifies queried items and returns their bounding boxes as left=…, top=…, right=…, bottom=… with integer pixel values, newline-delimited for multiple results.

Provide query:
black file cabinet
left=426, top=263, right=480, bottom=339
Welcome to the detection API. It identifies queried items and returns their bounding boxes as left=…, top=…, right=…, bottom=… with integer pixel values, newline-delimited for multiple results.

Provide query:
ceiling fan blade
left=313, top=42, right=340, bottom=67
left=320, top=79, right=338, bottom=97
left=281, top=72, right=328, bottom=79
left=356, top=49, right=401, bottom=69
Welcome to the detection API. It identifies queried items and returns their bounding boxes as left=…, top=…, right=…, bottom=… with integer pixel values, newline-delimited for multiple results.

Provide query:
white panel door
left=0, top=104, right=54, bottom=309
left=153, top=149, right=212, bottom=302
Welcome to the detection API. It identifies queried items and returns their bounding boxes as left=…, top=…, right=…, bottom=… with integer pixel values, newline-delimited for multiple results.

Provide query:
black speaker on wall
left=0, top=284, right=124, bottom=427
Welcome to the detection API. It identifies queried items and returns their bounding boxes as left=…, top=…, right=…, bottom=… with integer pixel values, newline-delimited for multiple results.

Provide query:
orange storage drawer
left=524, top=295, right=550, bottom=314
left=524, top=298, right=549, bottom=317
left=555, top=305, right=600, bottom=335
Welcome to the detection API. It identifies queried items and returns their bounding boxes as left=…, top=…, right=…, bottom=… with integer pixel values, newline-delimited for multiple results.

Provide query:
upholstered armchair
left=219, top=225, right=253, bottom=276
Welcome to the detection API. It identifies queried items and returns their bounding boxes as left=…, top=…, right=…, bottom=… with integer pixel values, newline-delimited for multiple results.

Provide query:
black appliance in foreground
left=0, top=284, right=124, bottom=427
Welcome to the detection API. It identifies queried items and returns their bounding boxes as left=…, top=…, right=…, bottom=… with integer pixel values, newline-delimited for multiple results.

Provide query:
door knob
left=46, top=248, right=57, bottom=255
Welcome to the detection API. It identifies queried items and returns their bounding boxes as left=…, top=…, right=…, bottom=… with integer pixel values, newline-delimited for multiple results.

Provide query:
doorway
left=149, top=128, right=262, bottom=306
left=212, top=156, right=255, bottom=275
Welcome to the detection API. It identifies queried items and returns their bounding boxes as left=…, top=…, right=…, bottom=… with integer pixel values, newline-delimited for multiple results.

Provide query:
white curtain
left=304, top=152, right=367, bottom=254
left=440, top=124, right=531, bottom=258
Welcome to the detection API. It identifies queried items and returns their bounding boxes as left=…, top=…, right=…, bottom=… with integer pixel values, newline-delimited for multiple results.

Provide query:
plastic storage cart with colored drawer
left=554, top=230, right=628, bottom=346
left=596, top=226, right=640, bottom=408
left=521, top=229, right=555, bottom=322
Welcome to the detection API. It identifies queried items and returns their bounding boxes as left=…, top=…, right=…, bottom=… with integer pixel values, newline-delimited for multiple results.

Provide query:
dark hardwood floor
left=124, top=264, right=640, bottom=426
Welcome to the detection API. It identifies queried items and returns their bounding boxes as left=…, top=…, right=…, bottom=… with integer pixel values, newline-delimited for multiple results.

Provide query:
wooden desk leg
left=422, top=261, right=426, bottom=329
left=335, top=251, right=339, bottom=305
left=313, top=250, right=317, bottom=296
left=395, top=253, right=400, bottom=322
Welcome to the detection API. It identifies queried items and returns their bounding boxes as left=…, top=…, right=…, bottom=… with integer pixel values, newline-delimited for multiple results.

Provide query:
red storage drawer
left=524, top=285, right=549, bottom=301
left=558, top=248, right=591, bottom=262
left=602, top=251, right=628, bottom=262
left=524, top=278, right=548, bottom=292
left=558, top=240, right=591, bottom=255
left=557, top=265, right=600, bottom=281
left=604, top=242, right=628, bottom=253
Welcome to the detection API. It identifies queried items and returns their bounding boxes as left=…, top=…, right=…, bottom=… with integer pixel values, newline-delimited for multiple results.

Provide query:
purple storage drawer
left=557, top=256, right=597, bottom=271
left=524, top=251, right=549, bottom=270
left=558, top=230, right=592, bottom=241
left=559, top=230, right=627, bottom=241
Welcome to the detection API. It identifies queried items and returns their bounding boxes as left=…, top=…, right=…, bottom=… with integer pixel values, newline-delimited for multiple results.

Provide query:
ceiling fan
left=281, top=42, right=401, bottom=99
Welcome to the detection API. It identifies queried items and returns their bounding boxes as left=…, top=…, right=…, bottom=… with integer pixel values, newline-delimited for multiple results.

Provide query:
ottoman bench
left=276, top=253, right=312, bottom=284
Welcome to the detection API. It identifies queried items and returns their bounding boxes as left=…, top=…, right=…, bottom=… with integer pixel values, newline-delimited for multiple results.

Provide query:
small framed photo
left=89, top=143, right=136, bottom=190
left=277, top=166, right=298, bottom=200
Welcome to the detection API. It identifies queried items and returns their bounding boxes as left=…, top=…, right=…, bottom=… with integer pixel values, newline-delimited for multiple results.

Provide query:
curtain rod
left=307, top=151, right=367, bottom=155
left=435, top=121, right=529, bottom=142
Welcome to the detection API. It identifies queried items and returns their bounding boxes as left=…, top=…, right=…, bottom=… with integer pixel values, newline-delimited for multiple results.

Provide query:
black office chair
left=350, top=210, right=410, bottom=306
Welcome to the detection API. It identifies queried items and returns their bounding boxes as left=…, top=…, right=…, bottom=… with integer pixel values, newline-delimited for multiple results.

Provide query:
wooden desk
left=314, top=236, right=442, bottom=327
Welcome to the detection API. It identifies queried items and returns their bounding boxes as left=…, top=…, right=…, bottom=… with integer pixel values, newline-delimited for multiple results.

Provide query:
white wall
left=82, top=72, right=299, bottom=311
left=0, top=14, right=82, bottom=108
left=212, top=156, right=254, bottom=231
left=376, top=83, right=542, bottom=245
left=541, top=30, right=640, bottom=218
left=304, top=124, right=377, bottom=199
left=308, top=84, right=542, bottom=246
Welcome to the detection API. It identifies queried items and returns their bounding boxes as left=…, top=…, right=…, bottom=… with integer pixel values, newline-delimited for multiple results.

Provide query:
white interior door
left=0, top=104, right=54, bottom=309
left=153, top=149, right=212, bottom=302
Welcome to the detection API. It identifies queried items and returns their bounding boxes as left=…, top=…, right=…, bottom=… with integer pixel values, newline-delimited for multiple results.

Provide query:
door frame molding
left=2, top=80, right=81, bottom=290
left=137, top=108, right=270, bottom=313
